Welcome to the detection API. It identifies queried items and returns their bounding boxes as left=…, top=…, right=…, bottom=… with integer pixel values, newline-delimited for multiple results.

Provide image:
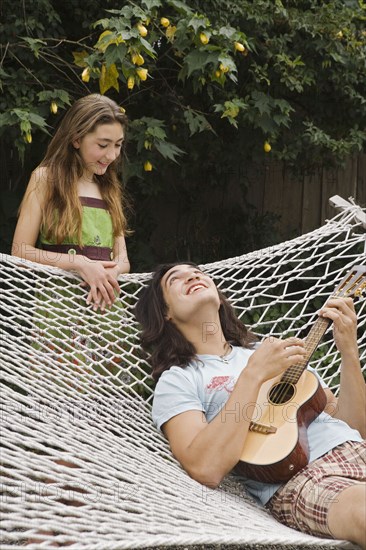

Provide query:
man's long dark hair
left=134, top=262, right=258, bottom=382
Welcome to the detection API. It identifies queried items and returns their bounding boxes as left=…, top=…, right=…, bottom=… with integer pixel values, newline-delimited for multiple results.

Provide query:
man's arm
left=163, top=337, right=306, bottom=488
left=319, top=297, right=366, bottom=437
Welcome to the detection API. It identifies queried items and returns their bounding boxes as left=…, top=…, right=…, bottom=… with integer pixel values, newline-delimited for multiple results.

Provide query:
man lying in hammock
left=135, top=262, right=366, bottom=549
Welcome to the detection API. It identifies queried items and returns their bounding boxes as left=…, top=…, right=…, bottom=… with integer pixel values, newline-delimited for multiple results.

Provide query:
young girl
left=12, top=93, right=130, bottom=311
left=11, top=95, right=132, bottom=546
left=12, top=94, right=131, bottom=370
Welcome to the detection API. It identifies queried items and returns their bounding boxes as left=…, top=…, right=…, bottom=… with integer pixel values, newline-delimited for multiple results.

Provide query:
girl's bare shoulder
left=27, top=166, right=49, bottom=194
left=22, top=166, right=50, bottom=208
left=31, top=165, right=48, bottom=184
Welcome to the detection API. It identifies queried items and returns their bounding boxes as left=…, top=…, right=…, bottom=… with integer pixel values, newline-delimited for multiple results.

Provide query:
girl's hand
left=75, top=257, right=120, bottom=310
left=319, top=297, right=358, bottom=358
left=86, top=265, right=121, bottom=312
left=246, top=336, right=306, bottom=384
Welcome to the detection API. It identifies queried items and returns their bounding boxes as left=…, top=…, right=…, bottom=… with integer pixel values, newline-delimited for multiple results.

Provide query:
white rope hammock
left=1, top=196, right=365, bottom=549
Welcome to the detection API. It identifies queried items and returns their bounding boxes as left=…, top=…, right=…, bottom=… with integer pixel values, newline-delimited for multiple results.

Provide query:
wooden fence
left=245, top=153, right=366, bottom=237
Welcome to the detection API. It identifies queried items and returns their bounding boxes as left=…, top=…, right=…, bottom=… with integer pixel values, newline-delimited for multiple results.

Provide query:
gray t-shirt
left=152, top=345, right=363, bottom=505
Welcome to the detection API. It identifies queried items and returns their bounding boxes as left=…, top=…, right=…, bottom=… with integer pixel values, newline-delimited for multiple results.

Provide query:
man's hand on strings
left=319, top=297, right=358, bottom=357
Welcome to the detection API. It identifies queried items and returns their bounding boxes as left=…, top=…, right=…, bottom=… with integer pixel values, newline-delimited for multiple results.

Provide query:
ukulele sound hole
left=268, top=382, right=295, bottom=405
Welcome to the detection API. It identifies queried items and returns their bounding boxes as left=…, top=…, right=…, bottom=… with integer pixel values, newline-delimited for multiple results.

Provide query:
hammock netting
left=1, top=198, right=365, bottom=549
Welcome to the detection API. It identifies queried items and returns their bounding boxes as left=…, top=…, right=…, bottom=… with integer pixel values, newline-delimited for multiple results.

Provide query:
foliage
left=1, top=0, right=366, bottom=269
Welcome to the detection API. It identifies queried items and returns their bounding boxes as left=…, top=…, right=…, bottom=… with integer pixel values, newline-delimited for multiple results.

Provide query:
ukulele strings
left=271, top=317, right=331, bottom=404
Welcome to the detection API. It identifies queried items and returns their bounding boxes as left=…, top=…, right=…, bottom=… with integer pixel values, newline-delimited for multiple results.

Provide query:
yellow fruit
left=219, top=63, right=229, bottom=73
left=25, top=132, right=32, bottom=144
left=215, top=70, right=222, bottom=78
left=199, top=32, right=209, bottom=45
left=136, top=67, right=148, bottom=81
left=81, top=67, right=90, bottom=82
left=131, top=52, right=144, bottom=65
left=137, top=23, right=148, bottom=37
left=160, top=17, right=170, bottom=28
left=166, top=25, right=177, bottom=39
left=234, top=41, right=245, bottom=52
left=120, top=106, right=126, bottom=113
left=50, top=101, right=58, bottom=114
left=144, top=160, right=153, bottom=171
left=264, top=141, right=271, bottom=153
left=144, top=140, right=151, bottom=150
left=127, top=76, right=135, bottom=90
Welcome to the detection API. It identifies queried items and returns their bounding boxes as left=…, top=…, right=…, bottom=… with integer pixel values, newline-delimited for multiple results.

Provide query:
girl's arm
left=112, top=234, right=130, bottom=274
left=12, top=168, right=120, bottom=308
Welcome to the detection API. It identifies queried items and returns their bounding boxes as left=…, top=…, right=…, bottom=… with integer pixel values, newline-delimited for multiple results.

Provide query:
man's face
left=161, top=264, right=220, bottom=324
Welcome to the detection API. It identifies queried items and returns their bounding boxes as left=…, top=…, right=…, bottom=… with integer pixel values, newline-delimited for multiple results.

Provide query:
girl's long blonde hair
left=37, top=94, right=129, bottom=245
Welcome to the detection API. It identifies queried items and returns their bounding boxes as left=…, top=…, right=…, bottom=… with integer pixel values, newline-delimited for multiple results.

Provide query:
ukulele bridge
left=249, top=422, right=277, bottom=434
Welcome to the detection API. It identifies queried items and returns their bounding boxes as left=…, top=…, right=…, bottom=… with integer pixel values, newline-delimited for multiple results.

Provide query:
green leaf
left=20, top=37, right=47, bottom=58
left=154, top=140, right=185, bottom=162
left=11, top=109, right=31, bottom=122
left=146, top=126, right=167, bottom=140
left=92, top=18, right=111, bottom=30
left=251, top=91, right=271, bottom=115
left=217, top=25, right=237, bottom=40
left=184, top=50, right=219, bottom=77
left=184, top=109, right=213, bottom=136
left=167, top=0, right=193, bottom=16
left=142, top=0, right=162, bottom=9
left=218, top=55, right=237, bottom=73
left=329, top=52, right=346, bottom=64
left=28, top=112, right=49, bottom=127
left=20, top=120, right=31, bottom=133
left=0, top=67, right=10, bottom=79
left=105, top=43, right=127, bottom=66
left=186, top=14, right=210, bottom=33
left=253, top=113, right=277, bottom=133
left=37, top=90, right=71, bottom=105
left=140, top=38, right=157, bottom=57
left=0, top=112, right=18, bottom=128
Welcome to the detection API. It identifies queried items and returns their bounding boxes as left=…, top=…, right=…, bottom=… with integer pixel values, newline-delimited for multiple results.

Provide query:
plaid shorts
left=266, top=440, right=366, bottom=538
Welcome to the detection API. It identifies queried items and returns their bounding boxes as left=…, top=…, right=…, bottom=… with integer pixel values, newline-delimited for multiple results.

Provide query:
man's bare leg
left=327, top=483, right=366, bottom=549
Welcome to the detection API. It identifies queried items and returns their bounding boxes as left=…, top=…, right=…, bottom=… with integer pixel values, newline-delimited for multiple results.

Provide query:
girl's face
left=73, top=122, right=124, bottom=177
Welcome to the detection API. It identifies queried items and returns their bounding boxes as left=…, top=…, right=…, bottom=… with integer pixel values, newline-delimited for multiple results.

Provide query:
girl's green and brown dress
left=34, top=197, right=125, bottom=385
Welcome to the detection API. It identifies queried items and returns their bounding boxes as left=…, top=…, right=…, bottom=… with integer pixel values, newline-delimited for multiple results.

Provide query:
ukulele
left=235, top=265, right=366, bottom=483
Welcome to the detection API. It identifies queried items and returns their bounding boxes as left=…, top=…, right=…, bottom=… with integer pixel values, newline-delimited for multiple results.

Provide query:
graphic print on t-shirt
left=206, top=375, right=236, bottom=393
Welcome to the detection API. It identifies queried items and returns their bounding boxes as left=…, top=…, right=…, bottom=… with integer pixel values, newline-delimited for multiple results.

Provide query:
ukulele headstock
left=333, top=265, right=366, bottom=299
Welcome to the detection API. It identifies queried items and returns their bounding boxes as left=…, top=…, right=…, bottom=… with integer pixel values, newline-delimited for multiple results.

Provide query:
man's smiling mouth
left=186, top=284, right=207, bottom=295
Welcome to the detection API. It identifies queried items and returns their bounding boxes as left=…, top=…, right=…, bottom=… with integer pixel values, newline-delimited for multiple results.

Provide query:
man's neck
left=194, top=338, right=232, bottom=357
left=176, top=310, right=229, bottom=356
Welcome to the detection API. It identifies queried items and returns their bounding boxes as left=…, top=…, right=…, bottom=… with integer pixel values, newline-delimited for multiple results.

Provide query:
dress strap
left=79, top=196, right=108, bottom=209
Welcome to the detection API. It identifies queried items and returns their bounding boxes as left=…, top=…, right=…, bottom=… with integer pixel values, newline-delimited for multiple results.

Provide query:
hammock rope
left=1, top=196, right=365, bottom=549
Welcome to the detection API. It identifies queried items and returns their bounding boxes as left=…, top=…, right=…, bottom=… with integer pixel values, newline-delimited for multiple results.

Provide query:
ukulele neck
left=281, top=317, right=331, bottom=384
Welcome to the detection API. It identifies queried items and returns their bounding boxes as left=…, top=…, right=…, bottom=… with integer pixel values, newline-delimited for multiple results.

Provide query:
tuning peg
left=354, top=282, right=366, bottom=298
